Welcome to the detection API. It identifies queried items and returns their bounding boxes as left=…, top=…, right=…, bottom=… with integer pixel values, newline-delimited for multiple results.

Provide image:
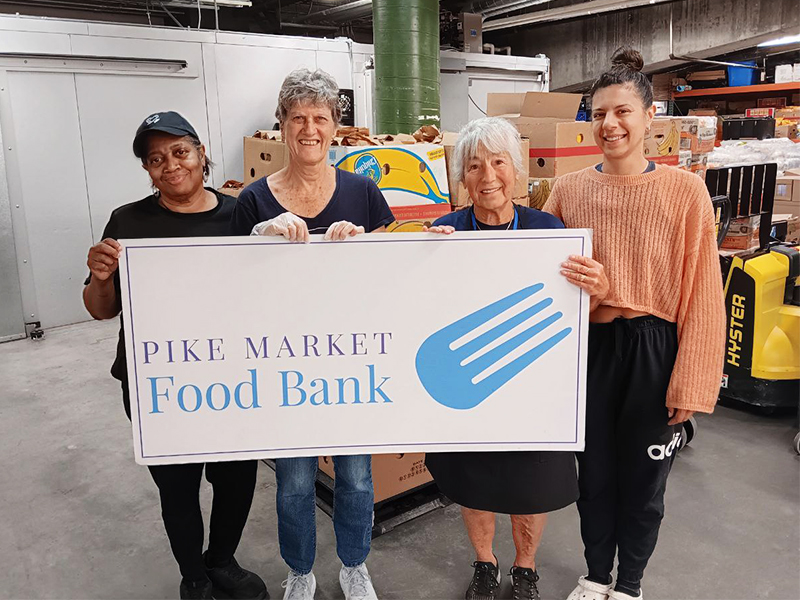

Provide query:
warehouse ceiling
left=0, top=0, right=641, bottom=42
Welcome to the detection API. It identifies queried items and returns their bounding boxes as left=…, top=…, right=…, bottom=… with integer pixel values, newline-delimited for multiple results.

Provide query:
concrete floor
left=0, top=319, right=798, bottom=600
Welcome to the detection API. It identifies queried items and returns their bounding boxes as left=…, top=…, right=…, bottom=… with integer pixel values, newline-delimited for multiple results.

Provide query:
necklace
left=475, top=218, right=513, bottom=230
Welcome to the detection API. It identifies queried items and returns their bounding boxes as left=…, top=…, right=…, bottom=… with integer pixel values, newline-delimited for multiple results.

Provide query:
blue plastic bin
left=727, top=61, right=758, bottom=87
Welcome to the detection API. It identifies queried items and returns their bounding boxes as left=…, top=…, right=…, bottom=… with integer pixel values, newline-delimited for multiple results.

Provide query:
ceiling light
left=163, top=0, right=252, bottom=8
left=758, top=34, right=800, bottom=47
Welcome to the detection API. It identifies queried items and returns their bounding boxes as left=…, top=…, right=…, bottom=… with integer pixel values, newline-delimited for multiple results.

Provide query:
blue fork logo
left=415, top=284, right=572, bottom=410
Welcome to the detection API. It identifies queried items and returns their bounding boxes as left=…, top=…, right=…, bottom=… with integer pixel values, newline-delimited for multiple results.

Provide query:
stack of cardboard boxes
left=237, top=95, right=722, bottom=224
left=485, top=91, right=601, bottom=210
left=241, top=128, right=452, bottom=230
left=646, top=116, right=717, bottom=180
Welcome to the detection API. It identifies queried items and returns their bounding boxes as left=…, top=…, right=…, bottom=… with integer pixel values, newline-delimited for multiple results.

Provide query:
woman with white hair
left=231, top=69, right=394, bottom=600
left=425, top=117, right=609, bottom=600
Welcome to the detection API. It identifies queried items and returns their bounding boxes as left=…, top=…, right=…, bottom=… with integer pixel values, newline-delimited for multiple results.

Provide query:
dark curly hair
left=589, top=46, right=653, bottom=109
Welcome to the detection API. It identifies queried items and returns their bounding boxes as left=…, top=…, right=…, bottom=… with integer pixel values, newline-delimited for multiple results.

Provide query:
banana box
left=643, top=118, right=680, bottom=166
left=328, top=143, right=451, bottom=223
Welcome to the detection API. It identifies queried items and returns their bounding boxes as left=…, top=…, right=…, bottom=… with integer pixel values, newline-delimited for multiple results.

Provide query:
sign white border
left=119, top=230, right=591, bottom=465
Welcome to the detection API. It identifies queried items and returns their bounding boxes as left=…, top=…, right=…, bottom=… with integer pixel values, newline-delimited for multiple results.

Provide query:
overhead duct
left=479, top=0, right=553, bottom=20
left=298, top=0, right=372, bottom=22
left=373, top=0, right=440, bottom=134
left=483, top=0, right=679, bottom=32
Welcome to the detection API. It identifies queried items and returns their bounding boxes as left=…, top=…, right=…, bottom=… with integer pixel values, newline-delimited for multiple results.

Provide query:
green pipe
left=373, top=0, right=440, bottom=134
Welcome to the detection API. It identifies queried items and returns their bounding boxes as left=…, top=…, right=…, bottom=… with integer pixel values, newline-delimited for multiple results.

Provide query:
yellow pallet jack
left=707, top=164, right=800, bottom=454
left=721, top=245, right=800, bottom=417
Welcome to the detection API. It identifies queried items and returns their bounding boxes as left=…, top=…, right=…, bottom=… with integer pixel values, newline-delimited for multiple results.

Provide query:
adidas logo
left=647, top=432, right=682, bottom=461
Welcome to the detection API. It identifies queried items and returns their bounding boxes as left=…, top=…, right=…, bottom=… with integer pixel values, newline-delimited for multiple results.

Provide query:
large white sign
left=119, top=231, right=590, bottom=465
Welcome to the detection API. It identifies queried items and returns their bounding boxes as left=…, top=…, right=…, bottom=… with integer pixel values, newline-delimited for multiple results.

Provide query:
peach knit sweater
left=544, top=164, right=726, bottom=414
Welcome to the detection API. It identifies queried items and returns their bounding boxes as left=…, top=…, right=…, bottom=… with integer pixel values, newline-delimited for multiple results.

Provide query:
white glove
left=250, top=212, right=309, bottom=243
left=324, top=220, right=365, bottom=241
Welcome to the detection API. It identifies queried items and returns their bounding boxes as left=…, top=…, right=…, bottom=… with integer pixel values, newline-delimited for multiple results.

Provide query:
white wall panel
left=212, top=43, right=316, bottom=181
left=7, top=72, right=93, bottom=328
left=74, top=74, right=210, bottom=242
left=0, top=30, right=72, bottom=54
left=69, top=36, right=201, bottom=77
left=315, top=46, right=353, bottom=90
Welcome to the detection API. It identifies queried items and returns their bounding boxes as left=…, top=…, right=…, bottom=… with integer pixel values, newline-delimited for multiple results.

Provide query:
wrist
left=90, top=275, right=115, bottom=293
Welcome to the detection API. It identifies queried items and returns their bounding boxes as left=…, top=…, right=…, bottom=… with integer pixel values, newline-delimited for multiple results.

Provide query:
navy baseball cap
left=133, top=111, right=199, bottom=158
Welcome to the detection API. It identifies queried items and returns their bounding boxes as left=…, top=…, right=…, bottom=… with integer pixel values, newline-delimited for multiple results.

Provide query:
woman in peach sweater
left=544, top=48, right=725, bottom=600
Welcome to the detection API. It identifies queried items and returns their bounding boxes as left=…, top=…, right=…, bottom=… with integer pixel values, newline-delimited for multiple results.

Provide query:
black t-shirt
left=86, top=189, right=235, bottom=391
left=230, top=168, right=395, bottom=235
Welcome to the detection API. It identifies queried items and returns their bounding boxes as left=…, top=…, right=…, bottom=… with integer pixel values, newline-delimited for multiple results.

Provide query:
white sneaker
left=565, top=576, right=613, bottom=600
left=608, top=589, right=642, bottom=600
left=339, top=563, right=378, bottom=600
left=282, top=570, right=316, bottom=600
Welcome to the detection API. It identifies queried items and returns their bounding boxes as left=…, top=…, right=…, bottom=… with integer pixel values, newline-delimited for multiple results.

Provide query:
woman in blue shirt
left=230, top=68, right=393, bottom=600
left=425, top=117, right=608, bottom=600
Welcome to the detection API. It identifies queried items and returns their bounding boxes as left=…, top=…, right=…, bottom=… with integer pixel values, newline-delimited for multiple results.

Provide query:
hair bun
left=611, top=46, right=644, bottom=72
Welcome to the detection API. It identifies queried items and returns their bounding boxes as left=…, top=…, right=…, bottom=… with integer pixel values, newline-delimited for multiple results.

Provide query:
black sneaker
left=180, top=578, right=214, bottom=600
left=510, top=566, right=540, bottom=600
left=465, top=559, right=501, bottom=600
left=204, top=552, right=269, bottom=600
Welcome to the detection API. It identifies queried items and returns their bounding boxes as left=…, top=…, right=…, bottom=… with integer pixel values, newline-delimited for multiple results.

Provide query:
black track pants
left=147, top=460, right=258, bottom=582
left=578, top=316, right=681, bottom=589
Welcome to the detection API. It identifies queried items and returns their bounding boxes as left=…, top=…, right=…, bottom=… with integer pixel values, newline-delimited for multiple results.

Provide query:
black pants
left=123, top=383, right=258, bottom=582
left=578, top=316, right=681, bottom=590
left=148, top=461, right=258, bottom=582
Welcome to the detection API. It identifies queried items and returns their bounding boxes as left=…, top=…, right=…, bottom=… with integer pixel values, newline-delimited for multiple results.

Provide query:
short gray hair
left=275, top=68, right=342, bottom=127
left=451, top=117, right=524, bottom=186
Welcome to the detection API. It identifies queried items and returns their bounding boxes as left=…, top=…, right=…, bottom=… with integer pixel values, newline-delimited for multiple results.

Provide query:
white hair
left=275, top=68, right=341, bottom=126
left=451, top=117, right=524, bottom=186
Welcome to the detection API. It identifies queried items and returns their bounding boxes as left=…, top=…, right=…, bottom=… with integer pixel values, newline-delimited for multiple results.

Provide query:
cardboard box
left=722, top=214, right=761, bottom=251
left=775, top=176, right=800, bottom=201
left=328, top=143, right=451, bottom=223
left=786, top=215, right=800, bottom=243
left=676, top=116, right=717, bottom=153
left=759, top=97, right=787, bottom=108
left=318, top=454, right=433, bottom=504
left=690, top=153, right=709, bottom=180
left=643, top=118, right=680, bottom=165
left=776, top=107, right=800, bottom=122
left=775, top=124, right=799, bottom=139
left=775, top=64, right=793, bottom=84
left=774, top=201, right=800, bottom=218
left=218, top=180, right=244, bottom=198
left=442, top=132, right=530, bottom=207
left=528, top=177, right=556, bottom=210
left=487, top=92, right=601, bottom=177
left=243, top=132, right=289, bottom=184
left=678, top=150, right=692, bottom=171
left=746, top=107, right=776, bottom=118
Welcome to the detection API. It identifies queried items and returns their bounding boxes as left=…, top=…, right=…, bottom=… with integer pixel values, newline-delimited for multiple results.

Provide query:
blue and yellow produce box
left=328, top=143, right=452, bottom=230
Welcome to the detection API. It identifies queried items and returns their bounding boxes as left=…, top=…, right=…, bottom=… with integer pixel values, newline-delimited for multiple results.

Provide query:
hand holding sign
left=251, top=212, right=310, bottom=243
left=87, top=238, right=121, bottom=281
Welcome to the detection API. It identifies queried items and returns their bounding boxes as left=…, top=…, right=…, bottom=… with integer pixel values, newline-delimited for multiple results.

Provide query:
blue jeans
left=275, top=455, right=373, bottom=575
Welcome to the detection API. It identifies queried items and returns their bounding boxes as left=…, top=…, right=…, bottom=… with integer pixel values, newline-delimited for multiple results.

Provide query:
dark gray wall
left=487, top=0, right=800, bottom=90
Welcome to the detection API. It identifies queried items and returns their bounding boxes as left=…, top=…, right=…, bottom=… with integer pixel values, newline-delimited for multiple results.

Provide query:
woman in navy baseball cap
left=83, top=111, right=268, bottom=600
